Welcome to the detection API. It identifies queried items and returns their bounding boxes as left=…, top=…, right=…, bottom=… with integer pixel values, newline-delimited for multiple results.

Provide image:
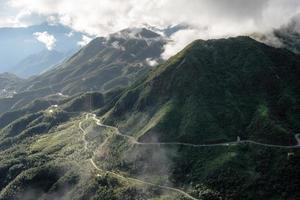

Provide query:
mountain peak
left=186, top=36, right=260, bottom=49
left=111, top=27, right=162, bottom=40
left=108, top=36, right=300, bottom=146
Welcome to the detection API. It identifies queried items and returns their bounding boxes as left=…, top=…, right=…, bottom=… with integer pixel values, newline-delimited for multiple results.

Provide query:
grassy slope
left=0, top=90, right=184, bottom=199
left=0, top=112, right=186, bottom=200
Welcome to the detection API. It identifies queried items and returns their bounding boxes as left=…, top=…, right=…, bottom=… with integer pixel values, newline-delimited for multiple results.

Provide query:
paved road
left=78, top=113, right=91, bottom=150
left=77, top=112, right=300, bottom=200
left=90, top=114, right=300, bottom=149
left=79, top=114, right=199, bottom=200
left=89, top=159, right=198, bottom=200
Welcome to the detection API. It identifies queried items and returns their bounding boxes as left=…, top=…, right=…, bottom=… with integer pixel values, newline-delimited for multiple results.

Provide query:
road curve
left=79, top=114, right=199, bottom=200
left=79, top=121, right=88, bottom=150
left=89, top=159, right=198, bottom=200
left=79, top=113, right=300, bottom=200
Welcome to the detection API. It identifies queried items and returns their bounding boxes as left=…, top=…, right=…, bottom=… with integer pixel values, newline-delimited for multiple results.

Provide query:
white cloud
left=161, top=29, right=207, bottom=60
left=8, top=0, right=300, bottom=35
left=33, top=31, right=56, bottom=50
left=111, top=41, right=125, bottom=51
left=6, top=0, right=300, bottom=56
left=66, top=31, right=74, bottom=37
left=0, top=9, right=32, bottom=27
left=77, top=35, right=93, bottom=47
left=146, top=58, right=158, bottom=67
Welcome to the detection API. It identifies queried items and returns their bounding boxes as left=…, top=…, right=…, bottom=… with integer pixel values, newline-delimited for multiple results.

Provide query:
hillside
left=0, top=37, right=299, bottom=200
left=106, top=36, right=300, bottom=146
left=0, top=73, right=23, bottom=89
left=0, top=73, right=24, bottom=98
left=20, top=28, right=166, bottom=94
left=0, top=28, right=166, bottom=114
left=274, top=19, right=300, bottom=54
left=97, top=36, right=300, bottom=199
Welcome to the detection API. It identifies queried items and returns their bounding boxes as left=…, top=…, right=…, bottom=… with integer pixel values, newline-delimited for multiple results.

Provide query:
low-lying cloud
left=8, top=0, right=300, bottom=35
left=6, top=0, right=300, bottom=57
left=77, top=35, right=93, bottom=47
left=33, top=31, right=56, bottom=50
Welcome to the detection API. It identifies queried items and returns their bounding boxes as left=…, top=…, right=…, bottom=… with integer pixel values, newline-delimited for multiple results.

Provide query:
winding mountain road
left=79, top=113, right=198, bottom=200
left=89, top=158, right=198, bottom=200
left=89, top=113, right=300, bottom=149
left=78, top=113, right=300, bottom=200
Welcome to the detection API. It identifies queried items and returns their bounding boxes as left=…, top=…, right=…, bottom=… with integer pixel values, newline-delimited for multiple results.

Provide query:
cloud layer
left=5, top=0, right=300, bottom=57
left=8, top=0, right=300, bottom=35
left=77, top=35, right=93, bottom=47
left=33, top=31, right=56, bottom=50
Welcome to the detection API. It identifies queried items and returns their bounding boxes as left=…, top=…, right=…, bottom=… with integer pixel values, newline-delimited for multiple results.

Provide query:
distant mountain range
left=11, top=49, right=76, bottom=78
left=2, top=22, right=298, bottom=80
left=0, top=23, right=85, bottom=76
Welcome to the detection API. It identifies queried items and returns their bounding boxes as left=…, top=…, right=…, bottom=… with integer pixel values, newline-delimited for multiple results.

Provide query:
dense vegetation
left=0, top=36, right=299, bottom=199
left=107, top=36, right=300, bottom=145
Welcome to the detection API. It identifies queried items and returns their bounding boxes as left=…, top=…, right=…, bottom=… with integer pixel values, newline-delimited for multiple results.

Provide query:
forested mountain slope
left=0, top=37, right=299, bottom=200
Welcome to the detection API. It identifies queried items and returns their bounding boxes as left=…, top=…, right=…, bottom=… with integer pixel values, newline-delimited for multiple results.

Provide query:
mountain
left=21, top=27, right=166, bottom=94
left=0, top=36, right=299, bottom=200
left=0, top=73, right=23, bottom=89
left=11, top=50, right=72, bottom=78
left=145, top=23, right=190, bottom=37
left=273, top=20, right=300, bottom=54
left=0, top=28, right=166, bottom=113
left=253, top=19, right=300, bottom=55
left=0, top=73, right=24, bottom=98
left=106, top=36, right=300, bottom=146
left=101, top=36, right=300, bottom=199
left=0, top=23, right=84, bottom=75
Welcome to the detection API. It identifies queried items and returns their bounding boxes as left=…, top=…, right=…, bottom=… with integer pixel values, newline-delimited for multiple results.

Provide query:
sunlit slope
left=106, top=36, right=300, bottom=145
left=21, top=28, right=166, bottom=95
left=0, top=98, right=188, bottom=200
left=0, top=28, right=165, bottom=114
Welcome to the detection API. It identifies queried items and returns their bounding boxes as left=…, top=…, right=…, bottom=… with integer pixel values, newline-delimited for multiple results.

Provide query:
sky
left=1, top=0, right=300, bottom=58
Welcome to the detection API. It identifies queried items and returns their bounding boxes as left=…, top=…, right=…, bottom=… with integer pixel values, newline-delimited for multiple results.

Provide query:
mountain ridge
left=0, top=28, right=166, bottom=113
left=0, top=23, right=84, bottom=74
left=0, top=36, right=299, bottom=200
left=105, top=36, right=300, bottom=145
left=11, top=50, right=73, bottom=78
